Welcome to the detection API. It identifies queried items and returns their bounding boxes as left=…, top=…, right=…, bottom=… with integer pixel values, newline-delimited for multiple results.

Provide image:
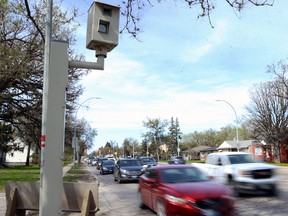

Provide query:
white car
left=192, top=152, right=278, bottom=195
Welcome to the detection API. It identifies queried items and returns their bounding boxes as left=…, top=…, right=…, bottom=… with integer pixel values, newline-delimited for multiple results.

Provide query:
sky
left=62, top=0, right=288, bottom=152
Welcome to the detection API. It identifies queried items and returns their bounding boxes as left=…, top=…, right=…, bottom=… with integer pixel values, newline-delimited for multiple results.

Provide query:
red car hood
left=163, top=181, right=229, bottom=199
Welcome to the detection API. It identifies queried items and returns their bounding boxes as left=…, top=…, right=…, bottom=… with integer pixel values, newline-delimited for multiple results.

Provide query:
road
left=87, top=164, right=288, bottom=216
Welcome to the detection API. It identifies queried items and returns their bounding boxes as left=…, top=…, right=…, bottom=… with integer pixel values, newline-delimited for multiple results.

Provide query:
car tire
left=269, top=185, right=278, bottom=196
left=100, top=169, right=102, bottom=175
left=156, top=200, right=166, bottom=216
left=228, top=176, right=240, bottom=197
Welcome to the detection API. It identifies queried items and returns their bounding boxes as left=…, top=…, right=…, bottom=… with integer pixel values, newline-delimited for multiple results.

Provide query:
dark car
left=138, top=156, right=158, bottom=169
left=100, top=160, right=115, bottom=175
left=139, top=165, right=235, bottom=216
left=96, top=157, right=108, bottom=170
left=114, top=158, right=145, bottom=183
left=168, top=156, right=185, bottom=164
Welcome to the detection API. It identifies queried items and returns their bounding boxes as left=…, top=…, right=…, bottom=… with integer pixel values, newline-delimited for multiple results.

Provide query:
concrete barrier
left=5, top=181, right=99, bottom=216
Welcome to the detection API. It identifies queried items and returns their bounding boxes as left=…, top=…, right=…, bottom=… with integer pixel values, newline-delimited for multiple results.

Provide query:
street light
left=73, top=97, right=101, bottom=171
left=216, top=99, right=239, bottom=151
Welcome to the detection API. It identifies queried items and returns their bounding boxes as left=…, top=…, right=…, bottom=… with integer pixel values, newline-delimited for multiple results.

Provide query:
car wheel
left=156, top=200, right=166, bottom=216
left=269, top=185, right=278, bottom=196
left=228, top=176, right=240, bottom=197
left=118, top=174, right=122, bottom=184
left=138, top=190, right=146, bottom=209
left=100, top=169, right=102, bottom=175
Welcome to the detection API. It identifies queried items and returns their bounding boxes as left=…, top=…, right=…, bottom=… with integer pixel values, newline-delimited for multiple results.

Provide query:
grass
left=0, top=165, right=40, bottom=192
left=63, top=163, right=92, bottom=183
left=0, top=160, right=77, bottom=193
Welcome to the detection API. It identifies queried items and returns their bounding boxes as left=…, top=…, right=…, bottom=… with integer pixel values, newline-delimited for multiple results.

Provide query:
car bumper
left=102, top=170, right=114, bottom=174
left=234, top=177, right=277, bottom=193
left=163, top=197, right=234, bottom=216
left=120, top=174, right=143, bottom=181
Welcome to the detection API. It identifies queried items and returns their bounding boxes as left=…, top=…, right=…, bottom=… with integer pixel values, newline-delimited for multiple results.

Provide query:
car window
left=161, top=167, right=209, bottom=183
left=141, top=157, right=156, bottom=162
left=103, top=160, right=114, bottom=165
left=120, top=160, right=141, bottom=166
left=228, top=154, right=255, bottom=164
left=145, top=168, right=157, bottom=180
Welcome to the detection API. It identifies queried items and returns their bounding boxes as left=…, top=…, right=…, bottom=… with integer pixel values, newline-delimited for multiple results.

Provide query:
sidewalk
left=0, top=163, right=75, bottom=215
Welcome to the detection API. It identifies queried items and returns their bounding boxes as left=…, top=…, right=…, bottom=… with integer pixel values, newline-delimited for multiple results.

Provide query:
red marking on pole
left=41, top=135, right=46, bottom=141
left=41, top=135, right=46, bottom=148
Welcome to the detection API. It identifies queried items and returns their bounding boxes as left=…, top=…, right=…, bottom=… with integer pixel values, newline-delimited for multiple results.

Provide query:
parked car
left=96, top=157, right=108, bottom=170
left=100, top=160, right=115, bottom=175
left=138, top=165, right=235, bottom=216
left=91, top=158, right=98, bottom=166
left=167, top=156, right=185, bottom=164
left=114, top=158, right=145, bottom=183
left=138, top=156, right=158, bottom=169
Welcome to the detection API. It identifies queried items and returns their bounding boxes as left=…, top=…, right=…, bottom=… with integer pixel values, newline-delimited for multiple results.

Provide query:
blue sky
left=62, top=0, right=288, bottom=152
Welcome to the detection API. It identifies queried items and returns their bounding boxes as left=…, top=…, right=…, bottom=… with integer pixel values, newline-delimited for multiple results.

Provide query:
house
left=182, top=146, right=216, bottom=160
left=217, top=140, right=266, bottom=160
left=5, top=138, right=35, bottom=165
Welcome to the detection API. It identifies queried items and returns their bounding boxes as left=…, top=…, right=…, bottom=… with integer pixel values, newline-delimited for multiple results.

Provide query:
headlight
left=239, top=170, right=252, bottom=176
left=120, top=168, right=128, bottom=174
left=164, top=194, right=189, bottom=205
left=103, top=167, right=108, bottom=171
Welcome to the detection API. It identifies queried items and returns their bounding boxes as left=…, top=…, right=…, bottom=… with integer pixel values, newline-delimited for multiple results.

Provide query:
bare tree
left=246, top=80, right=288, bottom=162
left=120, top=0, right=274, bottom=37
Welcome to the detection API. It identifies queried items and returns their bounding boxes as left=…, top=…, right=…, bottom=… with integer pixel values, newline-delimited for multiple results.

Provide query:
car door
left=141, top=168, right=158, bottom=210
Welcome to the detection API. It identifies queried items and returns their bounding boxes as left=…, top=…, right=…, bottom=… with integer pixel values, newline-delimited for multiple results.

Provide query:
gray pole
left=216, top=100, right=239, bottom=151
left=39, top=41, right=68, bottom=215
left=39, top=0, right=53, bottom=214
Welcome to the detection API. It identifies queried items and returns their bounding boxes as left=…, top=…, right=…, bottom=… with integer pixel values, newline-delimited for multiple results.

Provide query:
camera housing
left=86, top=1, right=120, bottom=53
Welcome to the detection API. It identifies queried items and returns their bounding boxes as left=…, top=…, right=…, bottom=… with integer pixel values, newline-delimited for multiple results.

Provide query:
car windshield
left=141, top=157, right=156, bottom=163
left=120, top=160, right=142, bottom=166
left=228, top=154, right=255, bottom=164
left=161, top=167, right=209, bottom=183
left=171, top=156, right=183, bottom=160
left=103, top=160, right=115, bottom=165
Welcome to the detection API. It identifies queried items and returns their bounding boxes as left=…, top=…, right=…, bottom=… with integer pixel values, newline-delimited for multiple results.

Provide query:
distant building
left=182, top=146, right=217, bottom=160
left=5, top=138, right=35, bottom=165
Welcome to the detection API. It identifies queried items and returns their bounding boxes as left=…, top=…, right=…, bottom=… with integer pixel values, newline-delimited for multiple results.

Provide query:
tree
left=246, top=80, right=288, bottom=162
left=167, top=117, right=182, bottom=156
left=120, top=0, right=274, bottom=37
left=75, top=119, right=97, bottom=163
left=0, top=123, right=13, bottom=164
left=122, top=137, right=139, bottom=157
left=0, top=0, right=88, bottom=164
left=142, top=117, right=168, bottom=161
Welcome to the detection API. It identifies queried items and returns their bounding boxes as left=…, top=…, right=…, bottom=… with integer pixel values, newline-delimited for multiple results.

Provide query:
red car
left=138, top=165, right=235, bottom=216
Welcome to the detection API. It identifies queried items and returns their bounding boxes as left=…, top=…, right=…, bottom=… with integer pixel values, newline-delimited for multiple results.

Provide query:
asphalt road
left=87, top=164, right=288, bottom=216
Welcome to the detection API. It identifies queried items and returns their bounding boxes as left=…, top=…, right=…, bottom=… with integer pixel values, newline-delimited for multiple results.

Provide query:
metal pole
left=216, top=100, right=239, bottom=151
left=40, top=0, right=53, bottom=215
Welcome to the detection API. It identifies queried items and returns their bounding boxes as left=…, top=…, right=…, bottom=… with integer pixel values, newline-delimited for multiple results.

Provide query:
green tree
left=167, top=117, right=182, bottom=156
left=142, top=117, right=168, bottom=161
